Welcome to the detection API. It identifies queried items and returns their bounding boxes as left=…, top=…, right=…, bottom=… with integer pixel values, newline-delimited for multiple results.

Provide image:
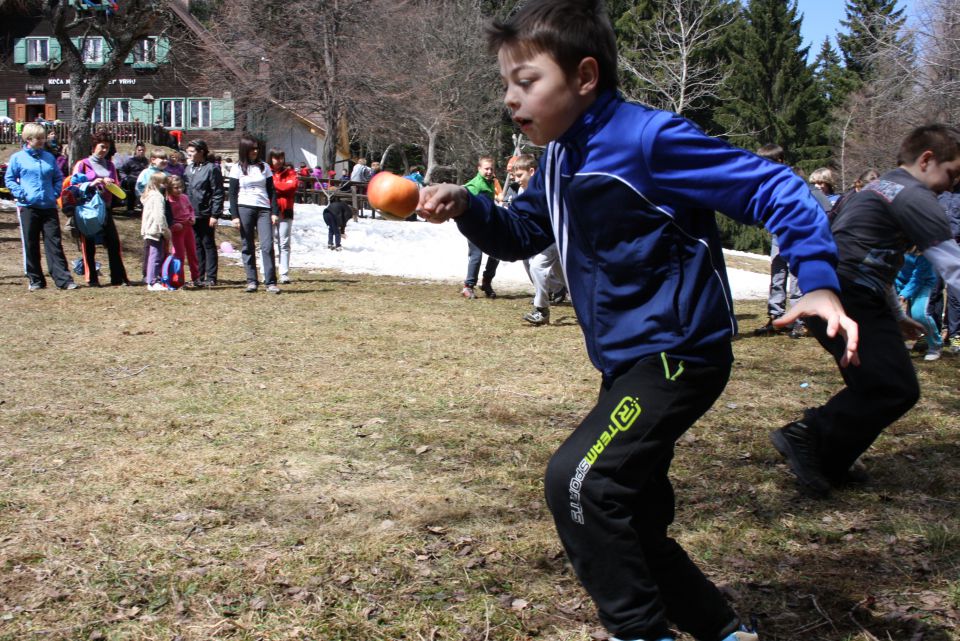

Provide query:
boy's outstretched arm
left=418, top=184, right=469, bottom=223
left=774, top=289, right=860, bottom=367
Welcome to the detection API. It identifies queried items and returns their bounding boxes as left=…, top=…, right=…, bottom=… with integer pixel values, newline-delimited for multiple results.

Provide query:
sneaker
left=789, top=322, right=806, bottom=339
left=61, top=282, right=79, bottom=290
left=770, top=421, right=831, bottom=497
left=549, top=286, right=568, bottom=304
left=825, top=457, right=870, bottom=487
left=721, top=626, right=759, bottom=641
left=523, top=307, right=550, bottom=325
left=753, top=319, right=783, bottom=337
left=280, top=275, right=291, bottom=284
left=266, top=284, right=281, bottom=294
left=328, top=243, right=335, bottom=250
left=335, top=246, right=342, bottom=251
left=461, top=285, right=476, bottom=299
left=924, top=349, right=941, bottom=361
left=202, top=279, right=217, bottom=287
left=147, top=282, right=167, bottom=291
left=245, top=283, right=258, bottom=293
left=948, top=335, right=960, bottom=354
left=28, top=283, right=44, bottom=291
left=479, top=279, right=497, bottom=298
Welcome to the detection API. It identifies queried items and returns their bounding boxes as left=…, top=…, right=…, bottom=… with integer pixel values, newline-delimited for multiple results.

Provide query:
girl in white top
left=229, top=135, right=280, bottom=293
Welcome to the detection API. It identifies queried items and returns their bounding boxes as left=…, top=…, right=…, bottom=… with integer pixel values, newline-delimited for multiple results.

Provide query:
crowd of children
left=6, top=129, right=364, bottom=293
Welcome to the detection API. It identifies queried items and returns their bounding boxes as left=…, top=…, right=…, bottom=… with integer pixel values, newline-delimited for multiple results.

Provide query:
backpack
left=74, top=191, right=107, bottom=238
left=161, top=253, right=183, bottom=290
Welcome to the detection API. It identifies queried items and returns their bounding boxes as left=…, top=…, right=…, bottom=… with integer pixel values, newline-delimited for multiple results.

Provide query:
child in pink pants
left=166, top=175, right=200, bottom=287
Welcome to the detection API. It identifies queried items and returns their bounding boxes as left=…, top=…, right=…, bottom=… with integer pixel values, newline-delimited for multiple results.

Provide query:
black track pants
left=544, top=353, right=737, bottom=641
left=803, top=279, right=920, bottom=476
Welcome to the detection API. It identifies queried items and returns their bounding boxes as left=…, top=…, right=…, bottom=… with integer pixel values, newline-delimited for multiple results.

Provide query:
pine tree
left=837, top=0, right=907, bottom=81
left=814, top=37, right=858, bottom=109
left=714, top=0, right=829, bottom=171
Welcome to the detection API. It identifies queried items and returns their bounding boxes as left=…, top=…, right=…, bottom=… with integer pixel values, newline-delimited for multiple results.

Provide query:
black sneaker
left=523, top=307, right=550, bottom=326
left=549, top=287, right=568, bottom=304
left=479, top=279, right=497, bottom=299
left=824, top=458, right=870, bottom=487
left=770, top=421, right=831, bottom=497
left=754, top=319, right=784, bottom=336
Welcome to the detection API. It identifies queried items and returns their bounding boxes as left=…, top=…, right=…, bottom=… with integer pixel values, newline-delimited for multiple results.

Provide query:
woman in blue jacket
left=4, top=123, right=76, bottom=291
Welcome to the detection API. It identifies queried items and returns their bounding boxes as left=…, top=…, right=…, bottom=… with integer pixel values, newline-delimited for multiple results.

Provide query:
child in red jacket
left=269, top=149, right=299, bottom=284
left=166, top=175, right=200, bottom=287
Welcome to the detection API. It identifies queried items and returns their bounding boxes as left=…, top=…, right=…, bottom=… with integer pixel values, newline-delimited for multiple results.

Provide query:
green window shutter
left=14, top=39, right=27, bottom=64
left=125, top=48, right=134, bottom=64
left=129, top=99, right=151, bottom=123
left=0, top=101, right=7, bottom=119
left=210, top=99, right=235, bottom=129
left=49, top=38, right=61, bottom=63
left=102, top=38, right=113, bottom=60
left=156, top=37, right=170, bottom=63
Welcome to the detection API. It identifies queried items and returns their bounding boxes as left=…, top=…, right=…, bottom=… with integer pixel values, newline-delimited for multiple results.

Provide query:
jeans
left=80, top=214, right=128, bottom=286
left=143, top=238, right=163, bottom=285
left=767, top=236, right=801, bottom=318
left=906, top=288, right=942, bottom=351
left=465, top=240, right=499, bottom=287
left=544, top=354, right=737, bottom=641
left=274, top=217, right=293, bottom=275
left=17, top=206, right=74, bottom=288
left=237, top=206, right=276, bottom=286
left=194, top=215, right=218, bottom=283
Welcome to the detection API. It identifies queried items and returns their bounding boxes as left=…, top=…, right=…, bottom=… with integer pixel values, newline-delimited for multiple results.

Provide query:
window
left=108, top=99, right=130, bottom=122
left=133, top=37, right=157, bottom=63
left=81, top=38, right=103, bottom=64
left=160, top=99, right=184, bottom=128
left=189, top=99, right=211, bottom=128
left=27, top=38, right=49, bottom=64
left=91, top=100, right=107, bottom=123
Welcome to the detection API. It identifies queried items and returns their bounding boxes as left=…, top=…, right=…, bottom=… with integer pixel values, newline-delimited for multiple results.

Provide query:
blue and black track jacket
left=456, top=92, right=840, bottom=382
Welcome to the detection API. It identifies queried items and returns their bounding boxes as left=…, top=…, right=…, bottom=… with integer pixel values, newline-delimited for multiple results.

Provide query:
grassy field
left=0, top=206, right=958, bottom=641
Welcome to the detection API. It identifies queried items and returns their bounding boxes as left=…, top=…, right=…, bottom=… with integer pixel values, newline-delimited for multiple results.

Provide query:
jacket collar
left=556, top=90, right=621, bottom=146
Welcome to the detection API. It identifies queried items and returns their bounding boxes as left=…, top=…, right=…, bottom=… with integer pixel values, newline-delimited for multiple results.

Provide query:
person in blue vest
left=4, top=122, right=76, bottom=291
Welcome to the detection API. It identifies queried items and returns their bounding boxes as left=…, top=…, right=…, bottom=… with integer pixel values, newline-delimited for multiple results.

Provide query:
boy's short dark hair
left=897, top=124, right=960, bottom=165
left=756, top=143, right=785, bottom=163
left=487, top=0, right=618, bottom=93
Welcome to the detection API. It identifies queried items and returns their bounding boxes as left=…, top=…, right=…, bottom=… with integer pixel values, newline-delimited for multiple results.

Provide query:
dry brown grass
left=0, top=206, right=958, bottom=641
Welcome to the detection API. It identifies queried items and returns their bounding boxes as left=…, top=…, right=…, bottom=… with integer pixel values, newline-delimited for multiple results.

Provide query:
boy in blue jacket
left=5, top=123, right=76, bottom=291
left=418, top=2, right=859, bottom=640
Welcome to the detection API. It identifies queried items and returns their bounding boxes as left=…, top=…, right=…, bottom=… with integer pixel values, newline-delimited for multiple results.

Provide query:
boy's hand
left=898, top=317, right=925, bottom=341
left=775, top=289, right=860, bottom=367
left=418, top=185, right=469, bottom=224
